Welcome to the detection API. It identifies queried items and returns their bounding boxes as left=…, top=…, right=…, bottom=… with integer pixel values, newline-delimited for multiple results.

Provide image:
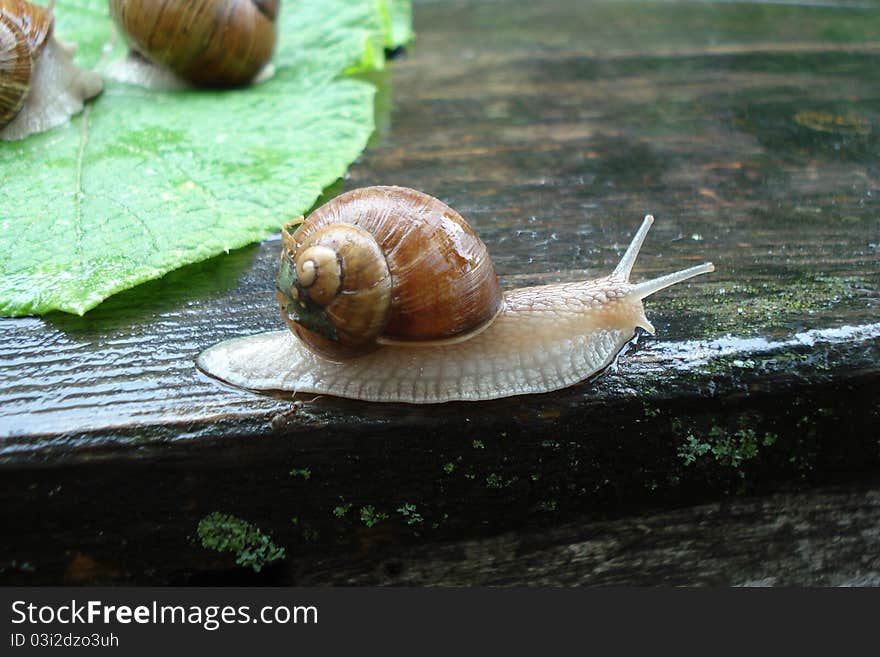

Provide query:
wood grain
left=296, top=480, right=880, bottom=586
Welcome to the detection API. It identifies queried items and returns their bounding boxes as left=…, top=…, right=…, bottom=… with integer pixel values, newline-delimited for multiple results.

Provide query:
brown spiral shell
left=0, top=0, right=52, bottom=53
left=0, top=0, right=52, bottom=130
left=108, top=0, right=278, bottom=88
left=276, top=186, right=504, bottom=359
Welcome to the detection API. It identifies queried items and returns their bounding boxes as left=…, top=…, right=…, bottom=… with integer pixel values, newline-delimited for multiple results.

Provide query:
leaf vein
left=73, top=106, right=92, bottom=266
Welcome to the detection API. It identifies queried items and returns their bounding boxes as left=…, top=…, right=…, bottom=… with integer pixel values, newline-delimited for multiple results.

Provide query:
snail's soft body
left=197, top=186, right=714, bottom=403
left=0, top=0, right=102, bottom=141
left=108, top=0, right=278, bottom=89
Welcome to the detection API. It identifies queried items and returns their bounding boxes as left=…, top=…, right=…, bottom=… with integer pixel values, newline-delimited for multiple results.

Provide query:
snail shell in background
left=197, top=186, right=715, bottom=403
left=0, top=0, right=102, bottom=140
left=108, top=0, right=279, bottom=88
left=0, top=0, right=50, bottom=128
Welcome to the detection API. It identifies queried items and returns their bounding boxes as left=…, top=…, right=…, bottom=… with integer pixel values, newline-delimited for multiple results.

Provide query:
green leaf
left=0, top=0, right=412, bottom=316
left=388, top=0, right=415, bottom=48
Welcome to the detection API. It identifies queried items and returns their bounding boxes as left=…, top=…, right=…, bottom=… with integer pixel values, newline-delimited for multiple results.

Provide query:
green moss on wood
left=659, top=274, right=870, bottom=339
left=396, top=503, right=424, bottom=525
left=360, top=505, right=389, bottom=528
left=197, top=512, right=286, bottom=572
left=678, top=425, right=778, bottom=469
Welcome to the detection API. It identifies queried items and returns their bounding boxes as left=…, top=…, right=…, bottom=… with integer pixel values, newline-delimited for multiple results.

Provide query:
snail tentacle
left=612, top=214, right=654, bottom=281
left=630, top=263, right=716, bottom=302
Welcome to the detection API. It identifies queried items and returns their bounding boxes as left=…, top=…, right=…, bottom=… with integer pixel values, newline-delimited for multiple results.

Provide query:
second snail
left=0, top=0, right=102, bottom=140
left=108, top=0, right=279, bottom=88
left=198, top=186, right=715, bottom=403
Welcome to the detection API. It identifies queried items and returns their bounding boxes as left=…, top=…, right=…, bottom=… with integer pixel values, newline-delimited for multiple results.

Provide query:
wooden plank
left=0, top=0, right=879, bottom=584
left=295, top=480, right=880, bottom=586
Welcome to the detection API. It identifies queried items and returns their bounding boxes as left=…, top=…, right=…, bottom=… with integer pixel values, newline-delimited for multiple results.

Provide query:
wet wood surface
left=1, top=0, right=879, bottom=585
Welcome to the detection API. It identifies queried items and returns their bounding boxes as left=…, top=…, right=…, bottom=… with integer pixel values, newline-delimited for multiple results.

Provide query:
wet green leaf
left=0, top=0, right=412, bottom=316
left=387, top=0, right=415, bottom=48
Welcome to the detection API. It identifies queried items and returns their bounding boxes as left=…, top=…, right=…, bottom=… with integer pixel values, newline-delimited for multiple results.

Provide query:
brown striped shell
left=0, top=0, right=52, bottom=130
left=276, top=186, right=504, bottom=359
left=108, top=0, right=278, bottom=88
left=0, top=0, right=52, bottom=52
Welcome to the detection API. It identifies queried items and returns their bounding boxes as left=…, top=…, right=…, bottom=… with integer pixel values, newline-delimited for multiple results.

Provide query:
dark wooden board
left=1, top=0, right=879, bottom=585
left=295, top=479, right=880, bottom=586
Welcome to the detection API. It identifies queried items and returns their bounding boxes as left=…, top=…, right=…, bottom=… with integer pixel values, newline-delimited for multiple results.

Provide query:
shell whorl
left=276, top=186, right=504, bottom=359
left=0, top=0, right=53, bottom=54
left=277, top=221, right=394, bottom=359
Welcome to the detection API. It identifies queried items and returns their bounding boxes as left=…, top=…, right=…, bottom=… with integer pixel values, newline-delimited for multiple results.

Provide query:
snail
left=197, top=186, right=715, bottom=403
left=108, top=0, right=279, bottom=88
left=0, top=0, right=102, bottom=141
